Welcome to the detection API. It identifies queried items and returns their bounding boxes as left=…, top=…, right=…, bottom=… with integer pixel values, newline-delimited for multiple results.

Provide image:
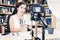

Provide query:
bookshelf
left=0, top=0, right=56, bottom=33
left=0, top=4, right=15, bottom=7
left=26, top=0, right=52, bottom=28
left=0, top=0, right=16, bottom=15
left=0, top=0, right=18, bottom=33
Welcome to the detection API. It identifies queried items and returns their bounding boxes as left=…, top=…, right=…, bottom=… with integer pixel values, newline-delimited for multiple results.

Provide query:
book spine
left=0, top=0, right=2, bottom=4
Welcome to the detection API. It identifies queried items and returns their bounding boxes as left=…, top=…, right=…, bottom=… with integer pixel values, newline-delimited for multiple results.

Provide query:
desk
left=0, top=31, right=32, bottom=40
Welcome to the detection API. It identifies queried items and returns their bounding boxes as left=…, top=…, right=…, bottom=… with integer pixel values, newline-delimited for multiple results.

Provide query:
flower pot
left=48, top=28, right=54, bottom=34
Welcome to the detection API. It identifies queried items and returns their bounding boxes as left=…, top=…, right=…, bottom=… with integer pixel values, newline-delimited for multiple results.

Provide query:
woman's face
left=17, top=4, right=26, bottom=15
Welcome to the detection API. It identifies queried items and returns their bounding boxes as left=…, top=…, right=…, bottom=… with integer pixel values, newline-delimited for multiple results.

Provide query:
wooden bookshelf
left=45, top=15, right=51, bottom=17
left=0, top=12, right=12, bottom=14
left=42, top=4, right=48, bottom=7
left=0, top=0, right=15, bottom=32
left=0, top=4, right=16, bottom=7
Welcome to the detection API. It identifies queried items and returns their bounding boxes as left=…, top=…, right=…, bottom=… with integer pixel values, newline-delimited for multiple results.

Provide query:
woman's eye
left=21, top=7, right=23, bottom=8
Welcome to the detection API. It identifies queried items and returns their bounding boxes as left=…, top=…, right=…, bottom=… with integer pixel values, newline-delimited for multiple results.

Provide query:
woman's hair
left=12, top=2, right=25, bottom=15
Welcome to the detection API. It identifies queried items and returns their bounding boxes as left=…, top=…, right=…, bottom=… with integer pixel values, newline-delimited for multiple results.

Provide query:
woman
left=9, top=2, right=27, bottom=32
left=9, top=2, right=32, bottom=39
left=23, top=11, right=32, bottom=31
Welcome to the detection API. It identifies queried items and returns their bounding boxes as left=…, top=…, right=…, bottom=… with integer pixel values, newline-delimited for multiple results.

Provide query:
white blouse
left=11, top=14, right=32, bottom=32
left=23, top=14, right=32, bottom=25
left=12, top=15, right=21, bottom=29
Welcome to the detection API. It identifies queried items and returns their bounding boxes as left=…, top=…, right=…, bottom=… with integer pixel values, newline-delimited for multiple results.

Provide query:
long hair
left=12, top=2, right=25, bottom=15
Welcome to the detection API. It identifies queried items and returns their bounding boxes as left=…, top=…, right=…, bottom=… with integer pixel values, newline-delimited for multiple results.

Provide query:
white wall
left=47, top=0, right=60, bottom=29
left=56, top=19, right=60, bottom=29
left=47, top=0, right=60, bottom=19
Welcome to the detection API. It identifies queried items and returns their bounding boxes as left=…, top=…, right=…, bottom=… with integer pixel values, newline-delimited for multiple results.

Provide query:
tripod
left=31, top=15, right=48, bottom=40
left=30, top=3, right=46, bottom=40
left=40, top=17, right=47, bottom=40
left=31, top=20, right=41, bottom=40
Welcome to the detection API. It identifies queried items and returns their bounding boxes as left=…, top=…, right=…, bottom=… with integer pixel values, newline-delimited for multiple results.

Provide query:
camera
left=30, top=3, right=44, bottom=21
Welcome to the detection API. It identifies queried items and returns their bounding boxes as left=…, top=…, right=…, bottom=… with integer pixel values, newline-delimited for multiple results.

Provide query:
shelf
left=0, top=12, right=12, bottom=15
left=0, top=14, right=11, bottom=15
left=27, top=4, right=48, bottom=7
left=41, top=14, right=50, bottom=17
left=42, top=4, right=48, bottom=7
left=0, top=4, right=16, bottom=7
left=32, top=25, right=43, bottom=28
left=45, top=15, right=51, bottom=17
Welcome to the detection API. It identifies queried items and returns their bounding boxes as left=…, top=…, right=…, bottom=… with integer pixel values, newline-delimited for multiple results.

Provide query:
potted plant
left=47, top=25, right=54, bottom=34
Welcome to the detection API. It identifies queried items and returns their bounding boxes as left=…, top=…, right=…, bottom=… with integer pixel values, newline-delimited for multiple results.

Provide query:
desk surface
left=0, top=29, right=60, bottom=40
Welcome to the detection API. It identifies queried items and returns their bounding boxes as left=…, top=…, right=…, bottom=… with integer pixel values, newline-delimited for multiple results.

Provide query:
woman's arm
left=9, top=16, right=22, bottom=32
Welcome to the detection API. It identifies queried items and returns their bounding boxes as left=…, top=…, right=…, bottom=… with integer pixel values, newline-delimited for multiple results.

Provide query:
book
left=44, top=7, right=51, bottom=16
left=0, top=0, right=2, bottom=4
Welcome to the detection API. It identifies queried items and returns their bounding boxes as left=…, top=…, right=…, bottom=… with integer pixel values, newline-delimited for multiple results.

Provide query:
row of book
left=26, top=0, right=47, bottom=4
left=0, top=6, right=14, bottom=14
left=27, top=5, right=51, bottom=15
left=0, top=0, right=15, bottom=14
left=0, top=6, right=51, bottom=15
left=0, top=0, right=16, bottom=5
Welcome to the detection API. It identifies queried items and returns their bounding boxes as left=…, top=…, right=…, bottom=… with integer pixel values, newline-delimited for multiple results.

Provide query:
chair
left=2, top=15, right=12, bottom=35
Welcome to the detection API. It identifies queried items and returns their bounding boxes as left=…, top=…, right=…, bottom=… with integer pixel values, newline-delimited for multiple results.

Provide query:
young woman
left=9, top=2, right=27, bottom=32
left=8, top=2, right=32, bottom=40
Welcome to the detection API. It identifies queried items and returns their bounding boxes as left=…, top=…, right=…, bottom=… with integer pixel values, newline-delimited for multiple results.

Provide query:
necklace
left=15, top=14, right=24, bottom=25
left=20, top=19, right=23, bottom=24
